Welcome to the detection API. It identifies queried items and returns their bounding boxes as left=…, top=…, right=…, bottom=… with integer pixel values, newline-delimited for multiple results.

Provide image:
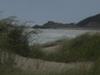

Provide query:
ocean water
left=28, top=29, right=100, bottom=44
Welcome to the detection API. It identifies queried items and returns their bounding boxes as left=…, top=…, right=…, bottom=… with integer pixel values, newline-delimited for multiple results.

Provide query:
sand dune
left=14, top=55, right=93, bottom=73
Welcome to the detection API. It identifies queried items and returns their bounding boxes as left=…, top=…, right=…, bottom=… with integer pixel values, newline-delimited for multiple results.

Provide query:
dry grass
left=14, top=55, right=93, bottom=74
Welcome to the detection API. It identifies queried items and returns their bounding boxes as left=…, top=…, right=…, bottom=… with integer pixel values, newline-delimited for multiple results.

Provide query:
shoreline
left=33, top=27, right=100, bottom=30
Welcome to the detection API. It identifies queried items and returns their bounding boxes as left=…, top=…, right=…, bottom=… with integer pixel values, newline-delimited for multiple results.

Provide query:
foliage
left=7, top=27, right=30, bottom=57
left=61, top=33, right=100, bottom=62
left=29, top=44, right=43, bottom=58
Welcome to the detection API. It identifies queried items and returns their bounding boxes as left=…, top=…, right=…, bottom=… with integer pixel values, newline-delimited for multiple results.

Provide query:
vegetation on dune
left=7, top=27, right=30, bottom=57
left=41, top=33, right=100, bottom=63
left=60, top=33, right=100, bottom=62
left=30, top=44, right=44, bottom=58
left=0, top=17, right=43, bottom=75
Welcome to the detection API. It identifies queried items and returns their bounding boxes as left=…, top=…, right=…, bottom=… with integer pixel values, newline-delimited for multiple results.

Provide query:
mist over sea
left=28, top=29, right=100, bottom=45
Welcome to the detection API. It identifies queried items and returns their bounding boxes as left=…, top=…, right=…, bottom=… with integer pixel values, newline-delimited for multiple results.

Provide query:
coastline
left=33, top=27, right=100, bottom=30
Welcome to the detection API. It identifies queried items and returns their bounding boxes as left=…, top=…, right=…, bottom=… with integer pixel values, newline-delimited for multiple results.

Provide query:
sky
left=0, top=0, right=100, bottom=25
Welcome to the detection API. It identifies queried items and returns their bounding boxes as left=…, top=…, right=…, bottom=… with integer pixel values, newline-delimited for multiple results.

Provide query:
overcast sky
left=0, top=0, right=100, bottom=25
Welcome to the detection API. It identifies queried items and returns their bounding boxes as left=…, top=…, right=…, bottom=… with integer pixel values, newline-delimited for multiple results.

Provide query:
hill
left=33, top=14, right=100, bottom=29
left=77, top=14, right=100, bottom=28
left=33, top=21, right=75, bottom=29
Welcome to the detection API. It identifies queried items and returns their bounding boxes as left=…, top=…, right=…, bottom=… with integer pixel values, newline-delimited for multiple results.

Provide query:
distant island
left=33, top=14, right=100, bottom=29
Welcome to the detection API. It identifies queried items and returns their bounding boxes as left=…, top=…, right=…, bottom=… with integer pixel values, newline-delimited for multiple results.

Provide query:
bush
left=29, top=44, right=44, bottom=59
left=61, top=33, right=100, bottom=62
left=89, top=58, right=100, bottom=75
left=7, top=27, right=30, bottom=57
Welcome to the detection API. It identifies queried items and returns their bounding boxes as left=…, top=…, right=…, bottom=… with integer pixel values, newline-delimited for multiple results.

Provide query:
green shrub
left=89, top=58, right=100, bottom=75
left=29, top=44, right=44, bottom=59
left=7, top=27, right=30, bottom=57
left=61, top=33, right=100, bottom=62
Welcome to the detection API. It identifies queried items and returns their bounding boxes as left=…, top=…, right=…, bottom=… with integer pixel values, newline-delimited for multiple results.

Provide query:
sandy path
left=42, top=45, right=61, bottom=53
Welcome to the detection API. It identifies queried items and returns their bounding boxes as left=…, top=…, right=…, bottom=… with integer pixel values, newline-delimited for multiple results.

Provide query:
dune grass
left=0, top=33, right=100, bottom=75
left=59, top=33, right=100, bottom=62
left=41, top=33, right=100, bottom=63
